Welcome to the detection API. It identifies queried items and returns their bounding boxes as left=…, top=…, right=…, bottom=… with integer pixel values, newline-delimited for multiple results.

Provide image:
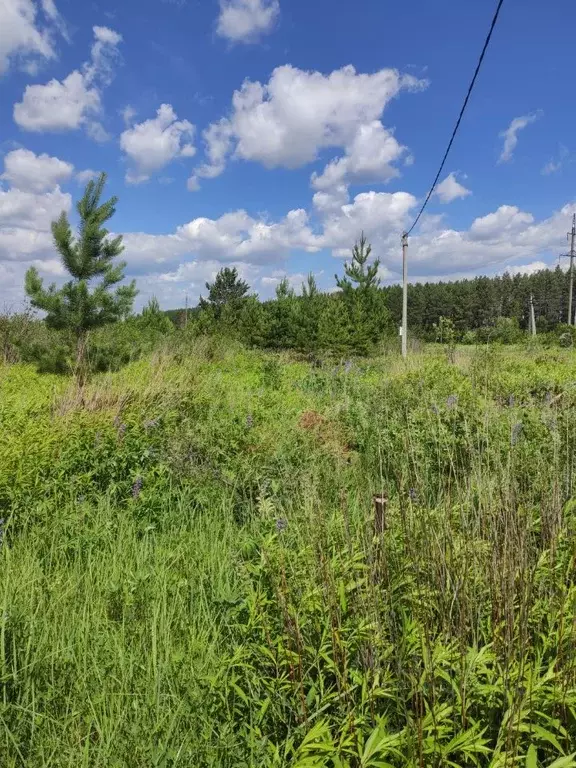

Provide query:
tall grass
left=1, top=341, right=575, bottom=766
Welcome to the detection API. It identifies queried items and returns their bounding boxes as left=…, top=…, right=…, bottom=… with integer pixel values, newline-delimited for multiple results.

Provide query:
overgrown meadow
left=1, top=340, right=575, bottom=767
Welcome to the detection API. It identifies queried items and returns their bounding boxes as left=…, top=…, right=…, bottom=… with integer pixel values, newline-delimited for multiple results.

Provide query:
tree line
left=4, top=173, right=574, bottom=377
left=171, top=262, right=574, bottom=351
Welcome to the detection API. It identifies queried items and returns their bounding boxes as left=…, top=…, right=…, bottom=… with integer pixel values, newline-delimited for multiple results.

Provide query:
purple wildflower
left=508, top=395, right=515, bottom=408
left=275, top=517, right=288, bottom=533
left=344, top=360, right=353, bottom=374
left=409, top=488, right=419, bottom=503
left=431, top=404, right=440, bottom=416
left=446, top=394, right=458, bottom=410
left=132, top=477, right=143, bottom=499
left=246, top=413, right=253, bottom=429
left=117, top=423, right=126, bottom=439
left=144, top=419, right=159, bottom=429
left=544, top=391, right=553, bottom=406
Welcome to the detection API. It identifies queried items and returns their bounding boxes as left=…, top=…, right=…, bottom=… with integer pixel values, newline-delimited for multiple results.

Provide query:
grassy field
left=1, top=340, right=575, bottom=767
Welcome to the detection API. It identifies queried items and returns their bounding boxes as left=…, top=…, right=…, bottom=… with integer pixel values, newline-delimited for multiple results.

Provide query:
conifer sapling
left=24, top=173, right=137, bottom=383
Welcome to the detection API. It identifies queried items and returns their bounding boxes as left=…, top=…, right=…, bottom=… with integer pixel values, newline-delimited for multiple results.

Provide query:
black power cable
left=405, top=0, right=506, bottom=237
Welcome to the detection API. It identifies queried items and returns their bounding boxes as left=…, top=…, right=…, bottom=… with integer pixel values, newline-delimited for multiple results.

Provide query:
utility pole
left=184, top=293, right=189, bottom=328
left=560, top=214, right=576, bottom=325
left=401, top=233, right=408, bottom=358
left=529, top=293, right=537, bottom=336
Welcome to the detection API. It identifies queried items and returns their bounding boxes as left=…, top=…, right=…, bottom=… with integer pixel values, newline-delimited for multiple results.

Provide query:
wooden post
left=529, top=293, right=537, bottom=336
left=401, top=233, right=408, bottom=358
left=373, top=494, right=388, bottom=536
left=569, top=215, right=576, bottom=326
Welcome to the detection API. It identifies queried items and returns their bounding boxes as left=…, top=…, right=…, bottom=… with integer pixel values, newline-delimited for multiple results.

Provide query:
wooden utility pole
left=184, top=294, right=189, bottom=328
left=529, top=293, right=537, bottom=336
left=401, top=233, right=408, bottom=358
left=560, top=215, right=576, bottom=325
left=569, top=215, right=576, bottom=326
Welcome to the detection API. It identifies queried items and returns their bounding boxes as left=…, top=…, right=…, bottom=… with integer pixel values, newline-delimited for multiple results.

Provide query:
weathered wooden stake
left=373, top=494, right=388, bottom=535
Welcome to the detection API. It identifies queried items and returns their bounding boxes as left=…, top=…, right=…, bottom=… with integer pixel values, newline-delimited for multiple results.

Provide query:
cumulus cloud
left=13, top=25, right=122, bottom=137
left=0, top=186, right=70, bottom=271
left=1, top=148, right=73, bottom=192
left=0, top=0, right=67, bottom=75
left=498, top=112, right=541, bottom=164
left=217, top=0, right=279, bottom=43
left=120, top=104, right=196, bottom=184
left=0, top=146, right=71, bottom=268
left=433, top=172, right=471, bottom=204
left=311, top=121, right=406, bottom=191
left=121, top=207, right=321, bottom=271
left=0, top=185, right=70, bottom=232
left=189, top=64, right=425, bottom=188
left=468, top=205, right=534, bottom=241
left=403, top=204, right=574, bottom=276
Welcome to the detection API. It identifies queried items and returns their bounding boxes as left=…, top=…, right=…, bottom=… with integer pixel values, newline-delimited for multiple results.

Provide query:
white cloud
left=217, top=0, right=279, bottom=43
left=402, top=204, right=575, bottom=276
left=85, top=25, right=122, bottom=85
left=433, top=172, right=471, bottom=203
left=0, top=0, right=65, bottom=75
left=320, top=190, right=416, bottom=254
left=1, top=148, right=73, bottom=192
left=0, top=185, right=70, bottom=233
left=469, top=205, right=534, bottom=241
left=76, top=168, right=98, bottom=184
left=13, top=25, right=122, bottom=136
left=188, top=118, right=233, bottom=190
left=542, top=144, right=569, bottom=176
left=0, top=185, right=70, bottom=267
left=190, top=64, right=425, bottom=187
left=504, top=261, right=548, bottom=277
left=120, top=104, right=196, bottom=184
left=498, top=112, right=541, bottom=164
left=311, top=121, right=406, bottom=191
left=14, top=70, right=100, bottom=131
left=0, top=148, right=71, bottom=267
left=121, top=104, right=137, bottom=127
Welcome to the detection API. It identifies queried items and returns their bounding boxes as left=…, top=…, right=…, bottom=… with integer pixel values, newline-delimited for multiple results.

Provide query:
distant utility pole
left=529, top=293, right=537, bottom=336
left=560, top=214, right=576, bottom=325
left=401, top=233, right=408, bottom=358
left=184, top=294, right=189, bottom=328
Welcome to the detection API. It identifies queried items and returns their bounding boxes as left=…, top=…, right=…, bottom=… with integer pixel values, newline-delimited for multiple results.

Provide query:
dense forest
left=383, top=266, right=572, bottom=333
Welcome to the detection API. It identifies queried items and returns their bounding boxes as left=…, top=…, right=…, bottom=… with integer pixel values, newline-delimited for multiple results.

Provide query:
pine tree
left=336, top=232, right=380, bottom=292
left=335, top=234, right=388, bottom=354
left=317, top=294, right=351, bottom=355
left=275, top=277, right=295, bottom=299
left=24, top=172, right=137, bottom=383
left=139, top=296, right=174, bottom=334
left=298, top=273, right=320, bottom=352
left=272, top=277, right=298, bottom=348
left=301, top=272, right=318, bottom=298
left=199, top=267, right=249, bottom=317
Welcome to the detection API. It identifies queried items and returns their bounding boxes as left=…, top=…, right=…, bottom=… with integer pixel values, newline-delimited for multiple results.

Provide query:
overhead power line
left=405, top=0, right=506, bottom=236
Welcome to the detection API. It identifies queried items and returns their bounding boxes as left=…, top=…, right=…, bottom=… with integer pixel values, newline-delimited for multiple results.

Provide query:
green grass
left=1, top=340, right=576, bottom=766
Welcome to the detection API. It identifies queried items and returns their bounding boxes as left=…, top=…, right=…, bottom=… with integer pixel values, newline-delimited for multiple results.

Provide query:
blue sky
left=1, top=0, right=575, bottom=309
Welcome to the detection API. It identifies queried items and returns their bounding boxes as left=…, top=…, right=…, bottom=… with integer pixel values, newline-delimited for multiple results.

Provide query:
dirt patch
left=298, top=410, right=353, bottom=462
left=298, top=410, right=326, bottom=431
